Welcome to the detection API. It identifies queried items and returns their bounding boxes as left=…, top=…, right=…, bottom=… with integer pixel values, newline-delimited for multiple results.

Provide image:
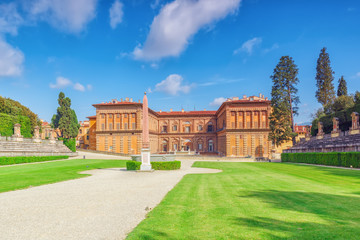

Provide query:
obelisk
left=140, top=92, right=152, bottom=171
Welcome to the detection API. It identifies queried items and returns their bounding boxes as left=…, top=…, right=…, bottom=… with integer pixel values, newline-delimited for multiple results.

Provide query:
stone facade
left=89, top=94, right=272, bottom=158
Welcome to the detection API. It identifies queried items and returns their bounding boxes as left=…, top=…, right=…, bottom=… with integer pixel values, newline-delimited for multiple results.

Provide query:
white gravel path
left=0, top=158, right=220, bottom=240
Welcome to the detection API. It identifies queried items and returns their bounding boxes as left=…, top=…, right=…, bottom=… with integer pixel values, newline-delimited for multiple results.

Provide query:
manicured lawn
left=127, top=162, right=360, bottom=240
left=0, top=159, right=127, bottom=193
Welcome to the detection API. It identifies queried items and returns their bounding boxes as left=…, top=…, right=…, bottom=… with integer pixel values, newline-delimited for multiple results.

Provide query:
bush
left=126, top=161, right=141, bottom=170
left=151, top=161, right=181, bottom=170
left=62, top=138, right=76, bottom=152
left=281, top=152, right=360, bottom=168
left=126, top=160, right=181, bottom=170
left=0, top=155, right=69, bottom=166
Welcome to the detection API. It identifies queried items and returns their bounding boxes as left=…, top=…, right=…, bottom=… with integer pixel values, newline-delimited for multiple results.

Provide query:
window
left=86, top=135, right=89, bottom=140
left=184, top=121, right=190, bottom=124
left=132, top=123, right=136, bottom=130
left=124, top=114, right=128, bottom=118
left=79, top=129, right=82, bottom=134
left=109, top=123, right=113, bottom=130
left=101, top=114, right=105, bottom=119
left=207, top=125, right=213, bottom=132
left=232, top=122, right=235, bottom=128
left=117, top=123, right=120, bottom=130
left=124, top=123, right=128, bottom=129
left=101, top=124, right=105, bottom=130
left=109, top=114, right=113, bottom=118
left=185, top=126, right=190, bottom=133
left=173, top=125, right=177, bottom=131
left=132, top=113, right=136, bottom=118
left=173, top=144, right=178, bottom=151
left=116, top=114, right=120, bottom=118
left=208, top=140, right=214, bottom=152
left=198, top=144, right=202, bottom=150
left=231, top=112, right=235, bottom=116
left=162, top=126, right=167, bottom=133
left=198, top=125, right=203, bottom=131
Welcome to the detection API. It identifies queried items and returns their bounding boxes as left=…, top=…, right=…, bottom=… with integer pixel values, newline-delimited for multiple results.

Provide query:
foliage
left=0, top=159, right=127, bottom=193
left=151, top=161, right=181, bottom=170
left=315, top=47, right=336, bottom=106
left=126, top=161, right=141, bottom=170
left=331, top=95, right=355, bottom=112
left=128, top=162, right=360, bottom=239
left=281, top=152, right=360, bottom=168
left=51, top=92, right=80, bottom=139
left=0, top=155, right=69, bottom=166
left=62, top=138, right=76, bottom=152
left=0, top=96, right=41, bottom=136
left=337, top=76, right=348, bottom=96
left=269, top=56, right=299, bottom=146
left=355, top=91, right=360, bottom=104
left=0, top=113, right=32, bottom=137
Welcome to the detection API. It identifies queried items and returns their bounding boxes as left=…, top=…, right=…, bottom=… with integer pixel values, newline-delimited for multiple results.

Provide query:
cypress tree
left=315, top=47, right=335, bottom=106
left=337, top=75, right=348, bottom=96
left=269, top=56, right=300, bottom=146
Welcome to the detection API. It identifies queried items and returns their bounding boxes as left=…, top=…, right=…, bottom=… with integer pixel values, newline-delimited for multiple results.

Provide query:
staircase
left=0, top=138, right=77, bottom=157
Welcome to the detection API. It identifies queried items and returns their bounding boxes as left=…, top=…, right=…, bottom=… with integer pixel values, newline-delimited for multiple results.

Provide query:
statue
left=331, top=117, right=340, bottom=137
left=350, top=112, right=359, bottom=135
left=316, top=122, right=324, bottom=139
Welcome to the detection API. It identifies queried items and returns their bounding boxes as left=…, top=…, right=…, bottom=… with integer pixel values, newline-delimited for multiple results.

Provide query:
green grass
left=127, top=162, right=360, bottom=240
left=0, top=159, right=127, bottom=193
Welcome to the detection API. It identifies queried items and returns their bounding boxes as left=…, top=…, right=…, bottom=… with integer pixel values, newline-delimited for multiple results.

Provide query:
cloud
left=28, top=0, right=98, bottom=33
left=133, top=0, right=241, bottom=60
left=87, top=84, right=93, bottom=90
left=49, top=76, right=89, bottom=92
left=151, top=0, right=162, bottom=9
left=0, top=38, right=24, bottom=77
left=234, top=37, right=262, bottom=55
left=150, top=63, right=159, bottom=69
left=109, top=0, right=123, bottom=29
left=209, top=97, right=226, bottom=107
left=0, top=2, right=23, bottom=36
left=155, top=74, right=194, bottom=95
left=263, top=43, right=279, bottom=53
left=356, top=72, right=360, bottom=78
left=199, top=78, right=243, bottom=87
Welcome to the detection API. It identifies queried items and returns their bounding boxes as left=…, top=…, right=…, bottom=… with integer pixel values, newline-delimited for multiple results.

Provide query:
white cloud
left=87, top=84, right=93, bottom=90
left=109, top=0, right=123, bottom=29
left=155, top=74, right=194, bottom=95
left=0, top=3, right=23, bottom=35
left=133, top=0, right=241, bottom=60
left=73, top=82, right=85, bottom=92
left=49, top=76, right=89, bottom=92
left=150, top=63, right=159, bottom=69
left=356, top=72, right=360, bottom=78
left=234, top=37, right=262, bottom=55
left=49, top=76, right=72, bottom=89
left=151, top=0, right=162, bottom=9
left=28, top=0, right=98, bottom=33
left=263, top=43, right=279, bottom=53
left=0, top=38, right=24, bottom=77
left=209, top=97, right=226, bottom=107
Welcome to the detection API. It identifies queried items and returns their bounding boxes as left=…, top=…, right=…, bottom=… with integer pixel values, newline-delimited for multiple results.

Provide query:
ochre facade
left=88, top=94, right=272, bottom=158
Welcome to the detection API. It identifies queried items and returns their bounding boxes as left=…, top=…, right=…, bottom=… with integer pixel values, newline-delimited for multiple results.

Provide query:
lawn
left=0, top=159, right=127, bottom=193
left=127, top=162, right=360, bottom=240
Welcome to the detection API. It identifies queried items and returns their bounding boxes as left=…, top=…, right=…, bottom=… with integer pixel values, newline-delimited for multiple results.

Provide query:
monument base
left=140, top=148, right=152, bottom=171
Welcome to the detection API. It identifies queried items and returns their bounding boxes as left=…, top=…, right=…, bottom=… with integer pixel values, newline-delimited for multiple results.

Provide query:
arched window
left=207, top=122, right=213, bottom=132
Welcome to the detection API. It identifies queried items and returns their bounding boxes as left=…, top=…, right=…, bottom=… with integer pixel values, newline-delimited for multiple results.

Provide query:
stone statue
left=331, top=117, right=340, bottom=137
left=140, top=92, right=152, bottom=171
left=317, top=122, right=324, bottom=139
left=33, top=126, right=41, bottom=143
left=12, top=123, right=23, bottom=141
left=350, top=112, right=359, bottom=135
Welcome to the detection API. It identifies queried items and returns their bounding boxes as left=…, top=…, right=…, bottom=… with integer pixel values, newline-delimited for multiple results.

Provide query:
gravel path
left=0, top=159, right=220, bottom=240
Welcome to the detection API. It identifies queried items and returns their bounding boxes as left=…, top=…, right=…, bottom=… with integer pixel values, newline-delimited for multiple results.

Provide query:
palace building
left=86, top=94, right=272, bottom=158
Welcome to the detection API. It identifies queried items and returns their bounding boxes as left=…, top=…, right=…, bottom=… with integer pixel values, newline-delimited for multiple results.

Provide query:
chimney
left=130, top=98, right=133, bottom=102
left=243, top=95, right=247, bottom=99
left=204, top=108, right=206, bottom=111
left=125, top=97, right=129, bottom=102
left=159, top=110, right=162, bottom=113
left=138, top=100, right=141, bottom=103
left=120, top=98, right=123, bottom=102
left=265, top=97, right=268, bottom=100
left=182, top=109, right=184, bottom=112
left=232, top=97, right=239, bottom=100
left=170, top=108, right=173, bottom=112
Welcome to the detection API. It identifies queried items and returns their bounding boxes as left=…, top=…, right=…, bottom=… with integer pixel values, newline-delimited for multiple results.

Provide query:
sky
left=0, top=0, right=359, bottom=124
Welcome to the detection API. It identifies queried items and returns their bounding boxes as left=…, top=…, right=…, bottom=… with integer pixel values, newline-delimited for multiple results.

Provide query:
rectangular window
left=101, top=114, right=105, bottom=119
left=124, top=123, right=128, bottom=129
left=132, top=113, right=136, bottom=118
left=185, top=126, right=190, bottom=133
left=109, top=114, right=113, bottom=118
left=207, top=125, right=213, bottom=132
left=198, top=144, right=202, bottom=150
left=86, top=135, right=89, bottom=140
left=124, top=114, right=128, bottom=118
left=162, top=126, right=167, bottom=133
left=132, top=123, right=136, bottom=129
left=101, top=124, right=105, bottom=130
left=232, top=122, right=235, bottom=128
left=109, top=123, right=113, bottom=130
left=116, top=114, right=120, bottom=118
left=198, top=125, right=203, bottom=131
left=231, top=112, right=235, bottom=116
left=173, top=144, right=177, bottom=151
left=173, top=125, right=177, bottom=131
left=117, top=123, right=120, bottom=130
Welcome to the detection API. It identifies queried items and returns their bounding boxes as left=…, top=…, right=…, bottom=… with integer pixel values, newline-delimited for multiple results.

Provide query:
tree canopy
left=315, top=47, right=335, bottom=106
left=337, top=76, right=348, bottom=97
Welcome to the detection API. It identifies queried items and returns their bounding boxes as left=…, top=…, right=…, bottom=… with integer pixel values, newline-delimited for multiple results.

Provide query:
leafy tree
left=51, top=92, right=80, bottom=139
left=337, top=76, right=348, bottom=96
left=315, top=47, right=335, bottom=106
left=269, top=56, right=300, bottom=146
left=354, top=91, right=360, bottom=104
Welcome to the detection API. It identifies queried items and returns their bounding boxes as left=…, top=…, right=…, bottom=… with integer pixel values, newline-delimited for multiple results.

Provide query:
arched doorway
left=183, top=139, right=192, bottom=151
left=162, top=140, right=168, bottom=152
left=208, top=139, right=214, bottom=152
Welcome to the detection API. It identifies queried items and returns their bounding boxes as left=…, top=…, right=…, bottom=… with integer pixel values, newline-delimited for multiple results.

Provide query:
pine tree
left=315, top=47, right=335, bottom=106
left=51, top=92, right=80, bottom=139
left=269, top=56, right=300, bottom=146
left=337, top=75, right=347, bottom=96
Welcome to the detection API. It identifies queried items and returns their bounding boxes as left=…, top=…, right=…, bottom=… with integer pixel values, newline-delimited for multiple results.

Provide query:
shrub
left=0, top=155, right=69, bottom=166
left=126, top=161, right=141, bottom=170
left=281, top=152, right=360, bottom=168
left=151, top=161, right=181, bottom=170
left=0, top=113, right=33, bottom=137
left=62, top=138, right=76, bottom=152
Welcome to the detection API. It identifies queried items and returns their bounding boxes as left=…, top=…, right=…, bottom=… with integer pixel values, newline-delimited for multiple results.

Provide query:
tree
left=51, top=92, right=80, bottom=139
left=315, top=47, right=335, bottom=106
left=354, top=91, right=360, bottom=104
left=337, top=76, right=348, bottom=96
left=269, top=56, right=300, bottom=146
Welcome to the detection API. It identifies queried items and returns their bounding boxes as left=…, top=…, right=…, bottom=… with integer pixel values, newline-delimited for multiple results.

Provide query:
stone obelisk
left=140, top=92, right=152, bottom=171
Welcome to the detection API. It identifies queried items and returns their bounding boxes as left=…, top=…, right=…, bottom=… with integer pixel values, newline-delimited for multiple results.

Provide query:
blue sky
left=0, top=0, right=359, bottom=124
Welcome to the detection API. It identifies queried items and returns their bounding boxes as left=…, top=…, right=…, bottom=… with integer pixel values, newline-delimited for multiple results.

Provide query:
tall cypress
left=269, top=56, right=300, bottom=146
left=315, top=47, right=335, bottom=106
left=337, top=75, right=348, bottom=96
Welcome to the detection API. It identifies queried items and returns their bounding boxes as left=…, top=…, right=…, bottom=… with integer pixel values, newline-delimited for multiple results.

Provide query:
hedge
left=281, top=152, right=360, bottom=168
left=126, top=160, right=181, bottom=170
left=0, top=113, right=32, bottom=138
left=0, top=155, right=69, bottom=166
left=61, top=138, right=76, bottom=152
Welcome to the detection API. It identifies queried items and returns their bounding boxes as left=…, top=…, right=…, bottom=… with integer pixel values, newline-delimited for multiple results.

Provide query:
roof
left=87, top=115, right=96, bottom=119
left=157, top=110, right=217, bottom=116
left=92, top=102, right=141, bottom=107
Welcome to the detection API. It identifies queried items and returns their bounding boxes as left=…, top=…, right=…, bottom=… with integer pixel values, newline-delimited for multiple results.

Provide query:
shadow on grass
left=128, top=228, right=174, bottom=240
left=235, top=190, right=360, bottom=239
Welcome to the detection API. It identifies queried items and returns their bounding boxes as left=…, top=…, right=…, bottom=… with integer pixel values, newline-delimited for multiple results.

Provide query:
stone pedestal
left=316, top=122, right=324, bottom=140
left=33, top=126, right=41, bottom=143
left=49, top=129, right=56, bottom=144
left=140, top=148, right=152, bottom=171
left=350, top=112, right=359, bottom=135
left=331, top=117, right=340, bottom=138
left=12, top=123, right=23, bottom=142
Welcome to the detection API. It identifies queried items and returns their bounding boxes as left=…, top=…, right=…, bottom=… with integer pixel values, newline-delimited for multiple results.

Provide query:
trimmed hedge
left=0, top=155, right=69, bottom=166
left=126, top=160, right=181, bottom=170
left=126, top=161, right=141, bottom=170
left=61, top=138, right=76, bottom=152
left=281, top=152, right=360, bottom=168
left=151, top=161, right=181, bottom=170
